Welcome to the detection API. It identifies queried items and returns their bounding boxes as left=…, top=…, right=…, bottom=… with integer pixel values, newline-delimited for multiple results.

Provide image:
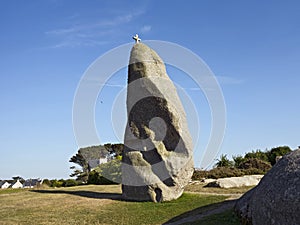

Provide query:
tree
left=104, top=143, right=124, bottom=157
left=69, top=143, right=123, bottom=183
left=69, top=168, right=89, bottom=183
left=215, top=154, right=234, bottom=168
left=92, top=158, right=122, bottom=184
left=42, top=179, right=51, bottom=187
left=69, top=151, right=89, bottom=183
left=244, top=149, right=269, bottom=162
left=87, top=171, right=101, bottom=184
left=238, top=158, right=272, bottom=173
left=87, top=157, right=122, bottom=185
left=233, top=155, right=246, bottom=168
left=79, top=145, right=109, bottom=160
left=267, top=146, right=292, bottom=165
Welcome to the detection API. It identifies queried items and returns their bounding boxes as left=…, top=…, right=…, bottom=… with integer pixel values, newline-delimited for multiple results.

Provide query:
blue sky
left=0, top=0, right=299, bottom=179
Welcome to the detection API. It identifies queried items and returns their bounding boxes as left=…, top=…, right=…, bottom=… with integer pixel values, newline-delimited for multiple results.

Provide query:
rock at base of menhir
left=122, top=43, right=193, bottom=202
left=234, top=149, right=300, bottom=225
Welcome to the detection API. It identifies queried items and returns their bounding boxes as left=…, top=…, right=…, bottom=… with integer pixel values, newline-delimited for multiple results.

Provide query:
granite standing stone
left=122, top=43, right=194, bottom=202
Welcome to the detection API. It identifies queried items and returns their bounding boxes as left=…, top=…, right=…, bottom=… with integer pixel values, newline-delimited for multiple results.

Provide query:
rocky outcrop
left=235, top=150, right=300, bottom=225
left=122, top=43, right=194, bottom=202
left=205, top=175, right=263, bottom=188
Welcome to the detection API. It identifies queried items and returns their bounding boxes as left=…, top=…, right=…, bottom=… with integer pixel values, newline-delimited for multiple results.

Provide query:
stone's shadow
left=31, top=190, right=122, bottom=200
left=162, top=199, right=237, bottom=225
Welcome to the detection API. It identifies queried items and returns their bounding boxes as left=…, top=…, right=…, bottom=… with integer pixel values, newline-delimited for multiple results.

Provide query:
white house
left=99, top=157, right=108, bottom=164
left=0, top=181, right=11, bottom=189
left=9, top=179, right=23, bottom=189
left=88, top=157, right=108, bottom=171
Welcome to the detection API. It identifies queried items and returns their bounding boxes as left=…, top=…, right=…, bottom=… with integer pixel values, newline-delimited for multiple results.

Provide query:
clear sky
left=1, top=0, right=299, bottom=179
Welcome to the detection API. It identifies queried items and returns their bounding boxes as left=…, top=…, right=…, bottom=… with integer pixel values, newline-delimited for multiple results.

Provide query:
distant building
left=88, top=157, right=108, bottom=171
left=0, top=181, right=11, bottom=189
left=23, top=179, right=42, bottom=188
left=9, top=179, right=23, bottom=189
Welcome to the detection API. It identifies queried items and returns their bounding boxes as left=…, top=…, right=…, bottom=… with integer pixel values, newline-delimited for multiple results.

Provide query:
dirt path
left=186, top=191, right=242, bottom=199
left=164, top=193, right=242, bottom=225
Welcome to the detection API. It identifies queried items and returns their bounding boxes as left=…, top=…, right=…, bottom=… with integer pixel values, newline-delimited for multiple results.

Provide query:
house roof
left=10, top=179, right=22, bottom=185
left=0, top=180, right=10, bottom=186
left=23, top=179, right=41, bottom=186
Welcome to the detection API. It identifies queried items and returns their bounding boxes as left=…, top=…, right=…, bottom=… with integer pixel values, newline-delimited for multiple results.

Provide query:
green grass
left=187, top=209, right=240, bottom=225
left=102, top=193, right=227, bottom=224
left=0, top=185, right=242, bottom=225
left=0, top=188, right=27, bottom=195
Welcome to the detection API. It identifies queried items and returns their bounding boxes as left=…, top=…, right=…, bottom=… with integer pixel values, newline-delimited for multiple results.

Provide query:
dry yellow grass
left=0, top=185, right=122, bottom=225
left=0, top=184, right=246, bottom=225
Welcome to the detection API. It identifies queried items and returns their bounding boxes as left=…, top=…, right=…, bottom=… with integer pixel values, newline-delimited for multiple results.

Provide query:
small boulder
left=201, top=178, right=217, bottom=184
left=205, top=175, right=263, bottom=188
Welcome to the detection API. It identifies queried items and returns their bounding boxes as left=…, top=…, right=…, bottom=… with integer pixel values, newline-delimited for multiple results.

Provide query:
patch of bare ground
left=186, top=182, right=255, bottom=194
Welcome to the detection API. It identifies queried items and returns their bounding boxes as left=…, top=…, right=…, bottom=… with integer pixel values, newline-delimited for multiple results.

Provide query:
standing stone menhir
left=122, top=39, right=194, bottom=202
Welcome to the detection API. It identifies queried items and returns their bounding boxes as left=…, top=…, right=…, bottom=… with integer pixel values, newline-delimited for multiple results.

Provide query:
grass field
left=0, top=184, right=244, bottom=225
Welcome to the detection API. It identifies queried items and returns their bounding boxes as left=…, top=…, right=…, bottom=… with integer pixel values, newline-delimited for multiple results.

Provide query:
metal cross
left=132, top=34, right=141, bottom=43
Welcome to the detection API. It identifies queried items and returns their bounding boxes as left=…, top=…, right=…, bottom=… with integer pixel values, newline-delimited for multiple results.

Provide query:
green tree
left=215, top=154, right=233, bottom=168
left=104, top=143, right=124, bottom=156
left=42, top=179, right=51, bottom=187
left=267, top=146, right=292, bottom=165
left=69, top=151, right=89, bottom=183
left=79, top=145, right=109, bottom=160
left=232, top=155, right=246, bottom=168
left=93, top=158, right=122, bottom=184
left=70, top=143, right=123, bottom=183
left=244, top=149, right=269, bottom=162
left=87, top=171, right=101, bottom=184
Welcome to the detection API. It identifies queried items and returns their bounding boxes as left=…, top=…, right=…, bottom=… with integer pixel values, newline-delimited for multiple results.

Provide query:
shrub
left=242, top=168, right=265, bottom=175
left=244, top=149, right=269, bottom=162
left=233, top=155, right=246, bottom=168
left=207, top=167, right=245, bottom=179
left=87, top=171, right=115, bottom=185
left=192, top=169, right=209, bottom=180
left=42, top=179, right=51, bottom=187
left=215, top=154, right=234, bottom=168
left=50, top=179, right=64, bottom=187
left=192, top=162, right=270, bottom=180
left=191, top=146, right=292, bottom=180
left=63, top=179, right=78, bottom=187
left=192, top=167, right=245, bottom=180
left=238, top=158, right=271, bottom=172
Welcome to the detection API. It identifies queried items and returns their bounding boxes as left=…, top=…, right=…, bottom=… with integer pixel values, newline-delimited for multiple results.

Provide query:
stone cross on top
left=132, top=34, right=141, bottom=43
